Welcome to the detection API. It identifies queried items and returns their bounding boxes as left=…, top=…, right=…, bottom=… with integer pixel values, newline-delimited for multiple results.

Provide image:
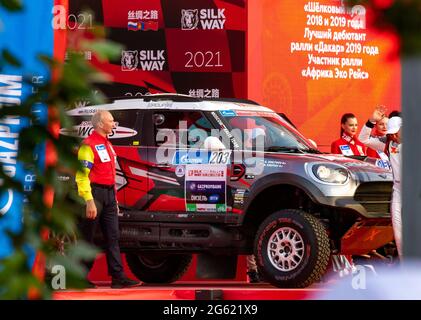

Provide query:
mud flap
left=196, top=254, right=237, bottom=279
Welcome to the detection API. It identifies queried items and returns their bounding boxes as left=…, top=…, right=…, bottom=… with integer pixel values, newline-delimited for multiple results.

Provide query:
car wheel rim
left=266, top=227, right=305, bottom=272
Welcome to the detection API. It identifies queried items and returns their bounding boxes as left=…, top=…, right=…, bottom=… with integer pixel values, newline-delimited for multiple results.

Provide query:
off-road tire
left=254, top=209, right=330, bottom=288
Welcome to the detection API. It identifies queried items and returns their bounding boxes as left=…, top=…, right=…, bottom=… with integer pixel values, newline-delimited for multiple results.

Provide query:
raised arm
left=358, top=107, right=387, bottom=152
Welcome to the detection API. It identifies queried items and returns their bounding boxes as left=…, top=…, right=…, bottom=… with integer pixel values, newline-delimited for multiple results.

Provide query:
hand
left=370, top=106, right=387, bottom=122
left=86, top=199, right=97, bottom=220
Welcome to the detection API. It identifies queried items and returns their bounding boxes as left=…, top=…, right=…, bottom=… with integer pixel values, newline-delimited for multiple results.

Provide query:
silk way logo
left=121, top=50, right=139, bottom=71
left=181, top=8, right=226, bottom=30
left=59, top=121, right=138, bottom=139
left=121, top=50, right=166, bottom=71
left=181, top=9, right=199, bottom=30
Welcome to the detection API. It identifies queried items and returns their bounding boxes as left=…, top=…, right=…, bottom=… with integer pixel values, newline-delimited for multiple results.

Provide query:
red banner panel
left=248, top=0, right=401, bottom=152
left=69, top=0, right=247, bottom=100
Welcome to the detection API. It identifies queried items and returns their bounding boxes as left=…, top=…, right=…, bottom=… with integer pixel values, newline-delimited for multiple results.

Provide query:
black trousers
left=79, top=184, right=124, bottom=279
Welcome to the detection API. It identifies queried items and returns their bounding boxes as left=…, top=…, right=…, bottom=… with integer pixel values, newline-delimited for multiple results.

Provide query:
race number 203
left=209, top=151, right=231, bottom=164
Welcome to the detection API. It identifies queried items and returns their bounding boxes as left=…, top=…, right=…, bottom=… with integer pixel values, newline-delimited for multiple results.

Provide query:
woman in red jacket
left=331, top=113, right=366, bottom=156
left=330, top=114, right=365, bottom=276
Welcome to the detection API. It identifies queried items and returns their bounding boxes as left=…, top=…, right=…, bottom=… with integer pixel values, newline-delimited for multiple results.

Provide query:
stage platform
left=53, top=281, right=331, bottom=300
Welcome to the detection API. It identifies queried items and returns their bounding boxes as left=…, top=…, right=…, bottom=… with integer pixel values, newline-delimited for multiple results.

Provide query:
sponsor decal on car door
left=185, top=164, right=227, bottom=212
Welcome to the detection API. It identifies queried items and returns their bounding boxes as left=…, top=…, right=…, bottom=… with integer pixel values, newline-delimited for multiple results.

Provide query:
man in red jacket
left=76, top=110, right=140, bottom=288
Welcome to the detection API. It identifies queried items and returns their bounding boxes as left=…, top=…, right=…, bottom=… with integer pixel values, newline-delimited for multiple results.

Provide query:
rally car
left=62, top=94, right=394, bottom=288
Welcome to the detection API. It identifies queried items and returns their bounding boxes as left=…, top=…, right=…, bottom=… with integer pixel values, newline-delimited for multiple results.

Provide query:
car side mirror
left=202, top=136, right=226, bottom=150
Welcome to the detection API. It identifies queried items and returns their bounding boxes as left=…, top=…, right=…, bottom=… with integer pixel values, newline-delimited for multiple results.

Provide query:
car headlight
left=309, top=163, right=349, bottom=185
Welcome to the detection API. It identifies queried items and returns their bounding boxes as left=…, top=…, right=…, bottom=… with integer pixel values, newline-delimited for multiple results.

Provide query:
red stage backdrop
left=66, top=0, right=401, bottom=282
left=248, top=0, right=401, bottom=152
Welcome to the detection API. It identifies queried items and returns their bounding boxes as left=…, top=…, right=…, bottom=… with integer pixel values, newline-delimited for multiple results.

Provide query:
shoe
left=111, top=276, right=140, bottom=289
left=247, top=271, right=261, bottom=283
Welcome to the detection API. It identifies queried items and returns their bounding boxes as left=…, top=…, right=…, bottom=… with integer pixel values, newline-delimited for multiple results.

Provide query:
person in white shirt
left=358, top=107, right=391, bottom=170
left=359, top=113, right=402, bottom=256
left=385, top=116, right=402, bottom=257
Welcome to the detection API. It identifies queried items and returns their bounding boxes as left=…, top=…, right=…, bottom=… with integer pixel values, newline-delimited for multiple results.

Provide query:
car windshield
left=221, top=111, right=319, bottom=153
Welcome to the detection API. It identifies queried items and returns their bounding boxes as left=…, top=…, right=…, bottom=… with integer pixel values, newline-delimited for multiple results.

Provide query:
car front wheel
left=254, top=209, right=330, bottom=288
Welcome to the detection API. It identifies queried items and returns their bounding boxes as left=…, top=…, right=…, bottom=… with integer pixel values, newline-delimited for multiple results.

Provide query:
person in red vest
left=76, top=110, right=140, bottom=288
left=331, top=113, right=366, bottom=156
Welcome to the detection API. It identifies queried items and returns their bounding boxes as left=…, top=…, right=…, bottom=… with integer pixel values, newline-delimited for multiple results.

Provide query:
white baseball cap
left=386, top=116, right=402, bottom=134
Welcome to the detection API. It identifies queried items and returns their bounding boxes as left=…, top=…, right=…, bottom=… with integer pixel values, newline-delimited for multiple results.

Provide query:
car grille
left=354, top=182, right=393, bottom=214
